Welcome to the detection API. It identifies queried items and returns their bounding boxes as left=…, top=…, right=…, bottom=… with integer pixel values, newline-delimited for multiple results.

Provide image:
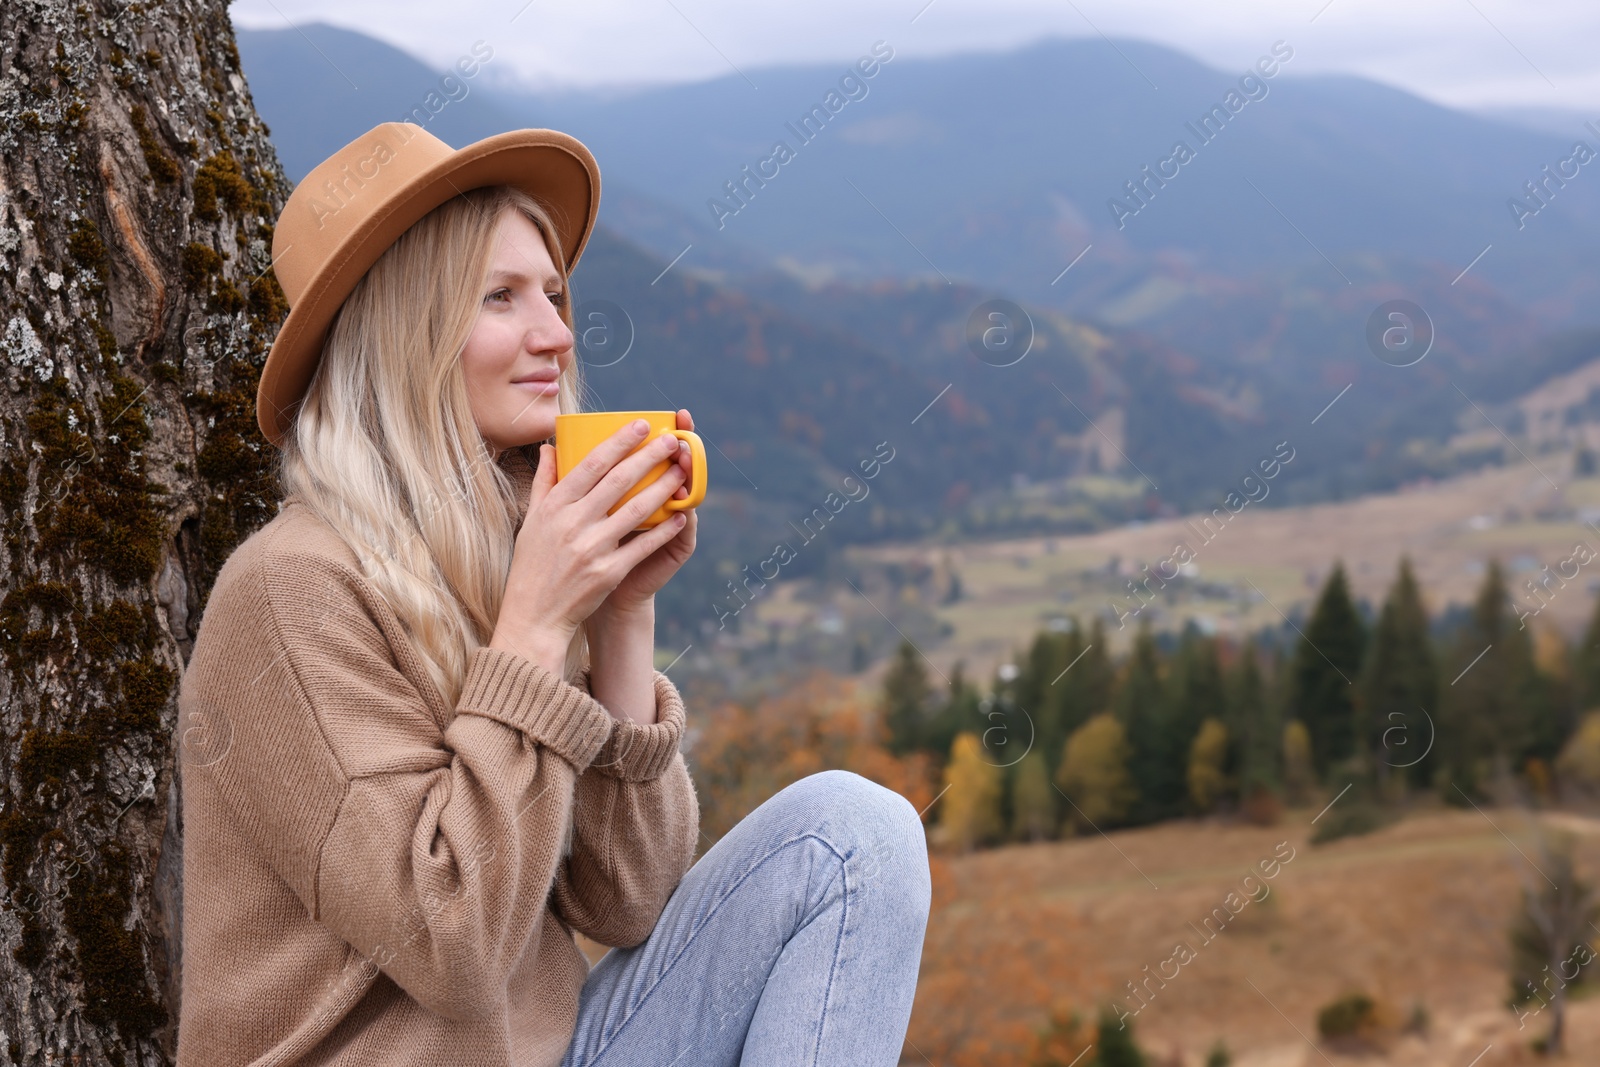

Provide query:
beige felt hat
left=255, top=122, right=601, bottom=447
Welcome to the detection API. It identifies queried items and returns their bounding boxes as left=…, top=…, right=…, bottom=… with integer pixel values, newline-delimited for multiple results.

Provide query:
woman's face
left=460, top=207, right=574, bottom=454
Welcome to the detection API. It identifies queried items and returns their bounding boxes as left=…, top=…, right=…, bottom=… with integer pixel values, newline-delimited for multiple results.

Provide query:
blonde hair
left=276, top=185, right=592, bottom=708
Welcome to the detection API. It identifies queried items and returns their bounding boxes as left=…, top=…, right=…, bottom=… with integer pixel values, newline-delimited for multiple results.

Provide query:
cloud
left=228, top=0, right=1599, bottom=111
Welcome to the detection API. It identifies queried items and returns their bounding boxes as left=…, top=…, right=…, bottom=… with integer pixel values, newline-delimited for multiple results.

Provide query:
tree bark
left=0, top=1, right=288, bottom=1061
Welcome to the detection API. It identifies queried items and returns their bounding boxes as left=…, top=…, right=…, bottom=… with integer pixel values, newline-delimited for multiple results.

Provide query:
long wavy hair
left=276, top=185, right=592, bottom=707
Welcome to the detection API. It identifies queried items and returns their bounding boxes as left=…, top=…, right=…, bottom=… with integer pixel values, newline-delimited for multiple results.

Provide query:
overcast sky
left=229, top=0, right=1599, bottom=114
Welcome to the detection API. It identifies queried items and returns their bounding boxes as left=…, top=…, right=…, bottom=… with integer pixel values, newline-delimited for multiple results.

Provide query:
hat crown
left=274, top=122, right=452, bottom=305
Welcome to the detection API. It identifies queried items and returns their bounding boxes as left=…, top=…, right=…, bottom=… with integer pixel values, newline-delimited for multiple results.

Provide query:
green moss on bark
left=129, top=105, right=178, bottom=184
left=62, top=841, right=169, bottom=1037
left=193, top=151, right=260, bottom=221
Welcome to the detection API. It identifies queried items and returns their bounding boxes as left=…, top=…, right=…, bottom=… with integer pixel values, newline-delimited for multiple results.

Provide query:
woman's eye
left=547, top=291, right=568, bottom=308
left=486, top=288, right=511, bottom=304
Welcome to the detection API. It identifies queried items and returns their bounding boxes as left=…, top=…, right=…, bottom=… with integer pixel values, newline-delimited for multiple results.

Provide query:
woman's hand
left=595, top=408, right=700, bottom=619
left=489, top=415, right=693, bottom=674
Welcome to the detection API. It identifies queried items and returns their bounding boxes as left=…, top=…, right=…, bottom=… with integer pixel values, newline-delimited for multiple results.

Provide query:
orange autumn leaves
left=685, top=669, right=939, bottom=847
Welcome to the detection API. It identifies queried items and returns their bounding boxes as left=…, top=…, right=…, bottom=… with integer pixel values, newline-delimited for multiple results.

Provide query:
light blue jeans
left=558, top=769, right=932, bottom=1066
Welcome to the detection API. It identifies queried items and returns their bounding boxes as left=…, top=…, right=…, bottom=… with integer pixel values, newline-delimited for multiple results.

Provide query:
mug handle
left=661, top=430, right=707, bottom=512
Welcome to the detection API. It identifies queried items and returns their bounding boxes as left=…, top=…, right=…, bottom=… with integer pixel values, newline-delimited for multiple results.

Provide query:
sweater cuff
left=575, top=667, right=687, bottom=781
left=456, top=647, right=616, bottom=772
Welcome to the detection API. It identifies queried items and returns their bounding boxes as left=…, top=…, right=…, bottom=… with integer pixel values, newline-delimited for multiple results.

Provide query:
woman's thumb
left=530, top=443, right=556, bottom=499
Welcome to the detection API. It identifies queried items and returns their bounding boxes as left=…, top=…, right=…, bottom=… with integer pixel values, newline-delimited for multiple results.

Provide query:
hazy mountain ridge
left=477, top=34, right=1600, bottom=320
left=234, top=23, right=1600, bottom=591
left=233, top=22, right=1245, bottom=513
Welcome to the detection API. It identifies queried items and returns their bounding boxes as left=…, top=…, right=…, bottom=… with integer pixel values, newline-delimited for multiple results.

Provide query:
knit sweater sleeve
left=192, top=542, right=616, bottom=1023
left=547, top=666, right=700, bottom=948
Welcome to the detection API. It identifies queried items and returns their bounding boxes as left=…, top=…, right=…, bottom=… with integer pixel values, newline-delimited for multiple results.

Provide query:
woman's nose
left=526, top=305, right=573, bottom=355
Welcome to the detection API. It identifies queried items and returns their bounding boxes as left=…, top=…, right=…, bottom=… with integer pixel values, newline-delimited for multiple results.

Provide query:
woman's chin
left=494, top=399, right=557, bottom=444
left=485, top=422, right=556, bottom=453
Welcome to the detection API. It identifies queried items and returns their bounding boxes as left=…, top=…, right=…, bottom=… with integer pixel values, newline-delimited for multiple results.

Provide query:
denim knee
left=770, top=770, right=930, bottom=913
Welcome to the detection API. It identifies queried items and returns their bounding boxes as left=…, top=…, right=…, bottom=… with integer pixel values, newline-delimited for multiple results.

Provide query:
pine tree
left=1115, top=620, right=1171, bottom=824
left=1577, top=594, right=1600, bottom=712
left=1288, top=562, right=1366, bottom=776
left=986, top=677, right=1034, bottom=827
left=1438, top=560, right=1542, bottom=799
left=1056, top=714, right=1137, bottom=832
left=1014, top=630, right=1060, bottom=724
left=1230, top=638, right=1279, bottom=798
left=925, top=660, right=981, bottom=770
left=1359, top=557, right=1438, bottom=789
left=1094, top=1003, right=1148, bottom=1067
left=1017, top=628, right=1074, bottom=799
left=1009, top=748, right=1057, bottom=841
left=881, top=638, right=934, bottom=756
left=939, top=732, right=1004, bottom=851
left=1526, top=622, right=1576, bottom=770
left=1060, top=618, right=1116, bottom=741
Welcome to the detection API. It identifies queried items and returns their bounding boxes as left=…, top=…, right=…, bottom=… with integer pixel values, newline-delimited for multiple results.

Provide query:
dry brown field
left=904, top=804, right=1600, bottom=1066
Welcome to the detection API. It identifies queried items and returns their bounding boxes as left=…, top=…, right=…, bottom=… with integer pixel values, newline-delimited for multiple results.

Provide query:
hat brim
left=256, top=128, right=600, bottom=447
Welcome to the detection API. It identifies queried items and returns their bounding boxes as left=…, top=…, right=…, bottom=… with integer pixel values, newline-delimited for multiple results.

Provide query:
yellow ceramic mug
left=554, top=411, right=708, bottom=530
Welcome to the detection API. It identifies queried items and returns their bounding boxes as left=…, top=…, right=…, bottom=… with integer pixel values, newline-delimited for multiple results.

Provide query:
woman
left=175, top=122, right=931, bottom=1067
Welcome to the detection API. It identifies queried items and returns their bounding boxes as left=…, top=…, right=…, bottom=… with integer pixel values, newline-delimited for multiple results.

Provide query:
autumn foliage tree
left=1056, top=713, right=1136, bottom=833
left=937, top=732, right=1005, bottom=852
left=1282, top=719, right=1316, bottom=806
left=1187, top=718, right=1231, bottom=813
left=686, top=669, right=937, bottom=847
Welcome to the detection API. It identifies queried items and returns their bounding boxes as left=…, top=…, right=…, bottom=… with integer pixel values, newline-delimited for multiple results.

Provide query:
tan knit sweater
left=176, top=447, right=700, bottom=1066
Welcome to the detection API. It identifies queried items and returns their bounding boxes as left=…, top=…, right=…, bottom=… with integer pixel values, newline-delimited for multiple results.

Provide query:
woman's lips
left=513, top=380, right=559, bottom=394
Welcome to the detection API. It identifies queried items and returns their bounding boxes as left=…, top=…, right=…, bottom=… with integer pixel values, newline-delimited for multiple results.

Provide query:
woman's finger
left=596, top=461, right=686, bottom=544
left=577, top=431, right=686, bottom=525
left=671, top=444, right=691, bottom=498
left=551, top=419, right=655, bottom=509
left=527, top=444, right=556, bottom=506
left=619, top=511, right=690, bottom=569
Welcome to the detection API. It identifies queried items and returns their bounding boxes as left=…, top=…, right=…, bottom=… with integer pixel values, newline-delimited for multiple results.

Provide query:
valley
left=722, top=454, right=1600, bottom=687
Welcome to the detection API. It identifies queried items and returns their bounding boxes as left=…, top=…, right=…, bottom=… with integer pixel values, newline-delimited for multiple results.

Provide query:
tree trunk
left=1, top=1, right=288, bottom=1061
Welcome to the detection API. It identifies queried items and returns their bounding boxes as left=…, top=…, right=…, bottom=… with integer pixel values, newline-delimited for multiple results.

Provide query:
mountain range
left=234, top=22, right=1600, bottom=639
